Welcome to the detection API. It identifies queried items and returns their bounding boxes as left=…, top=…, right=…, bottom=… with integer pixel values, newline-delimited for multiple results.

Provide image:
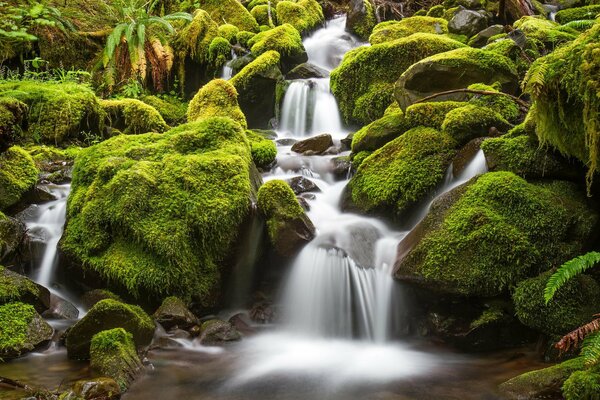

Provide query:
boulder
left=100, top=99, right=168, bottom=135
left=276, top=0, right=324, bottom=35
left=64, top=378, right=121, bottom=400
left=287, top=63, right=329, bottom=79
left=351, top=103, right=411, bottom=153
left=66, top=299, right=155, bottom=360
left=331, top=156, right=352, bottom=179
left=199, top=319, right=242, bottom=344
left=291, top=134, right=333, bottom=154
left=286, top=176, right=321, bottom=194
left=468, top=24, right=505, bottom=47
left=369, top=17, right=448, bottom=44
left=0, top=266, right=50, bottom=313
left=153, top=296, right=199, bottom=331
left=90, top=328, right=143, bottom=390
left=394, top=47, right=519, bottom=110
left=448, top=8, right=489, bottom=37
left=248, top=24, right=308, bottom=73
left=346, top=0, right=377, bottom=40
left=187, top=79, right=247, bottom=128
left=0, top=97, right=27, bottom=152
left=257, top=180, right=315, bottom=257
left=247, top=129, right=277, bottom=168
left=42, top=293, right=79, bottom=320
left=555, top=5, right=600, bottom=24
left=0, top=302, right=53, bottom=359
left=81, top=289, right=122, bottom=310
left=196, top=0, right=259, bottom=32
left=0, top=215, right=26, bottom=264
left=441, top=104, right=511, bottom=145
left=0, top=146, right=39, bottom=211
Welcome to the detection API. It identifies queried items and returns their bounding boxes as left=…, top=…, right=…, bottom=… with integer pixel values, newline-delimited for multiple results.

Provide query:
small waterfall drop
left=221, top=50, right=238, bottom=80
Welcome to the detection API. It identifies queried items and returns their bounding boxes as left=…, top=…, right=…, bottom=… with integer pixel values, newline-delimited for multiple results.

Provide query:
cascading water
left=220, top=50, right=238, bottom=80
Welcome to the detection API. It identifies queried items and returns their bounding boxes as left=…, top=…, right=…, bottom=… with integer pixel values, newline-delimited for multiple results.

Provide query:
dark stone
left=275, top=213, right=315, bottom=256
left=0, top=215, right=26, bottom=264
left=249, top=301, right=277, bottom=324
left=297, top=196, right=310, bottom=211
left=153, top=296, right=199, bottom=331
left=276, top=138, right=297, bottom=146
left=0, top=267, right=51, bottom=313
left=287, top=176, right=321, bottom=195
left=42, top=293, right=79, bottom=320
left=81, top=289, right=122, bottom=310
left=340, top=133, right=353, bottom=151
left=199, top=319, right=242, bottom=345
left=64, top=378, right=121, bottom=400
left=452, top=137, right=486, bottom=176
left=448, top=8, right=490, bottom=37
left=469, top=24, right=505, bottom=47
left=287, top=63, right=329, bottom=80
left=291, top=134, right=334, bottom=154
left=229, top=313, right=256, bottom=335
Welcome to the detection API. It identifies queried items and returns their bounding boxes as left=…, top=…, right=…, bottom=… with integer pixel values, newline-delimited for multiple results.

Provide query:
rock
left=0, top=97, right=27, bottom=153
left=196, top=0, right=259, bottom=32
left=81, top=289, right=122, bottom=310
left=248, top=24, right=308, bottom=73
left=369, top=17, right=449, bottom=45
left=448, top=8, right=489, bottom=37
left=0, top=302, right=53, bottom=359
left=257, top=180, right=316, bottom=257
left=64, top=378, right=121, bottom=400
left=276, top=0, right=324, bottom=35
left=0, top=215, right=26, bottom=264
left=199, top=319, right=242, bottom=345
left=276, top=138, right=297, bottom=146
left=90, top=328, right=143, bottom=390
left=0, top=266, right=50, bottom=313
left=351, top=103, right=411, bottom=153
left=468, top=25, right=505, bottom=47
left=346, top=0, right=377, bottom=40
left=250, top=300, right=277, bottom=323
left=42, top=293, right=79, bottom=320
left=286, top=176, right=321, bottom=195
left=441, top=104, right=511, bottom=146
left=340, top=133, right=353, bottom=151
left=287, top=63, right=329, bottom=79
left=394, top=172, right=597, bottom=297
left=229, top=313, right=256, bottom=335
left=66, top=299, right=155, bottom=360
left=452, top=138, right=486, bottom=176
left=555, top=5, right=600, bottom=24
left=100, top=99, right=168, bottom=135
left=331, top=156, right=352, bottom=179
left=297, top=196, right=310, bottom=211
left=187, top=79, right=247, bottom=128
left=0, top=146, right=39, bottom=211
left=231, top=51, right=284, bottom=128
left=153, top=296, right=199, bottom=331
left=457, top=0, right=485, bottom=9
left=291, top=134, right=333, bottom=154
left=394, top=47, right=519, bottom=110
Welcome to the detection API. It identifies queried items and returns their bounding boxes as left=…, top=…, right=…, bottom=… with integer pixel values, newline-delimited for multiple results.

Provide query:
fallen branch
left=413, top=88, right=530, bottom=111
left=0, top=376, right=32, bottom=391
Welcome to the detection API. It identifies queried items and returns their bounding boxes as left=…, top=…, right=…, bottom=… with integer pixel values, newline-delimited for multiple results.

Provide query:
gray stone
left=448, top=9, right=489, bottom=37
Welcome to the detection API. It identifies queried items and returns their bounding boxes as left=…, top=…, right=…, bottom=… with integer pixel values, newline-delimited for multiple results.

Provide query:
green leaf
left=582, top=332, right=600, bottom=367
left=544, top=251, right=600, bottom=304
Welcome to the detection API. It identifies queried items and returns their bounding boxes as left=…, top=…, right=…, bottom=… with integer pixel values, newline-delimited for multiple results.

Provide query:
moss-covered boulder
left=0, top=146, right=39, bottom=211
left=218, top=23, right=240, bottom=43
left=0, top=266, right=50, bottom=313
left=257, top=180, right=315, bottom=256
left=466, top=83, right=520, bottom=123
left=153, top=296, right=199, bottom=330
left=276, top=0, right=324, bottom=34
left=522, top=22, right=600, bottom=188
left=90, top=328, right=143, bottom=390
left=331, top=33, right=466, bottom=125
left=0, top=214, right=25, bottom=264
left=351, top=103, right=411, bottom=153
left=231, top=50, right=284, bottom=128
left=251, top=4, right=277, bottom=26
left=66, top=299, right=154, bottom=360
left=0, top=302, right=53, bottom=359
left=447, top=8, right=490, bottom=37
left=346, top=0, right=377, bottom=40
left=395, top=47, right=519, bottom=110
left=64, top=378, right=121, bottom=400
left=345, top=127, right=457, bottom=219
left=101, top=99, right=168, bottom=135
left=248, top=24, right=308, bottom=72
left=81, top=289, right=122, bottom=310
left=369, top=17, right=449, bottom=44
left=404, top=101, right=465, bottom=130
left=555, top=5, right=600, bottom=23
left=441, top=104, right=510, bottom=144
left=139, top=95, right=188, bottom=126
left=187, top=79, right=248, bottom=128
left=394, top=172, right=597, bottom=297
left=562, top=370, right=600, bottom=400
left=247, top=130, right=277, bottom=168
left=0, top=81, right=104, bottom=145
left=514, top=271, right=600, bottom=336
left=0, top=97, right=27, bottom=152
left=197, top=0, right=259, bottom=32
left=513, top=16, right=578, bottom=47
left=208, top=36, right=232, bottom=70
left=61, top=117, right=258, bottom=306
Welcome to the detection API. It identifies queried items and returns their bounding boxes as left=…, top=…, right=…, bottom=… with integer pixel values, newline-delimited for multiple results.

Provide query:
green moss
left=484, top=37, right=542, bottom=77
left=0, top=146, right=39, bottom=211
left=208, top=36, right=232, bottom=69
left=369, top=17, right=449, bottom=44
left=0, top=302, right=36, bottom=355
left=562, top=370, right=600, bottom=400
left=469, top=306, right=504, bottom=330
left=197, top=0, right=259, bottom=32
left=398, top=172, right=596, bottom=297
left=0, top=81, right=104, bottom=145
left=251, top=4, right=277, bottom=26
left=513, top=16, right=578, bottom=46
left=466, top=83, right=520, bottom=123
left=523, top=23, right=600, bottom=190
left=187, top=79, right=247, bottom=128
left=348, top=127, right=457, bottom=218
left=61, top=118, right=254, bottom=305
left=276, top=0, right=324, bottom=34
left=248, top=23, right=305, bottom=60
left=236, top=30, right=256, bottom=48
left=101, top=99, right=168, bottom=135
left=555, top=5, right=600, bottom=24
left=404, top=101, right=465, bottom=129
left=0, top=97, right=27, bottom=146
left=346, top=0, right=377, bottom=40
left=351, top=103, right=411, bottom=153
left=231, top=50, right=281, bottom=91
left=427, top=5, right=446, bottom=17
left=140, top=95, right=188, bottom=126
left=246, top=130, right=277, bottom=168
left=218, top=23, right=240, bottom=43
left=514, top=271, right=600, bottom=335
left=90, top=328, right=142, bottom=391
left=330, top=33, right=465, bottom=125
left=174, top=9, right=219, bottom=65
left=257, top=179, right=305, bottom=243
left=0, top=266, right=40, bottom=307
left=352, top=150, right=372, bottom=169
left=441, top=104, right=511, bottom=145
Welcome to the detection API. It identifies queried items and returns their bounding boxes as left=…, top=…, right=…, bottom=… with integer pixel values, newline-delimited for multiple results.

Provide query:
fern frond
left=556, top=316, right=600, bottom=354
left=563, top=20, right=596, bottom=32
left=582, top=332, right=600, bottom=367
left=104, top=23, right=127, bottom=66
left=544, top=252, right=600, bottom=304
left=523, top=60, right=549, bottom=98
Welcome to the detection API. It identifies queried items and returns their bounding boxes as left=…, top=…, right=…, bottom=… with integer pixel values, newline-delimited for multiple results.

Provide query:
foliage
left=544, top=252, right=600, bottom=304
left=0, top=302, right=35, bottom=354
left=562, top=370, right=600, bottom=400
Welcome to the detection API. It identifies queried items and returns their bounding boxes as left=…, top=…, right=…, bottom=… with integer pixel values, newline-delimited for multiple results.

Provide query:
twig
left=0, top=376, right=32, bottom=391
left=413, top=88, right=530, bottom=111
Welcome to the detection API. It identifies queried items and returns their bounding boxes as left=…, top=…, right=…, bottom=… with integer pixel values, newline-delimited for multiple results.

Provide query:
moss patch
left=369, top=17, right=449, bottom=44
left=101, top=99, right=168, bottom=135
left=187, top=79, right=247, bottom=128
left=196, top=0, right=259, bottom=32
left=0, top=146, right=39, bottom=211
left=276, top=0, right=324, bottom=34
left=0, top=302, right=52, bottom=359
left=248, top=23, right=306, bottom=65
left=441, top=104, right=511, bottom=145
left=247, top=130, right=277, bottom=168
left=174, top=9, right=219, bottom=65
left=90, top=328, right=142, bottom=391
left=140, top=96, right=188, bottom=126
left=351, top=103, right=412, bottom=153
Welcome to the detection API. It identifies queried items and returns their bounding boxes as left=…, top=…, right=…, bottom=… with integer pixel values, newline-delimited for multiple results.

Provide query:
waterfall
left=221, top=50, right=238, bottom=80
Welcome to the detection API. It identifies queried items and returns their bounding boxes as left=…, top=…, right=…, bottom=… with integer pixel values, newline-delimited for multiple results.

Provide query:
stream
left=0, top=16, right=548, bottom=400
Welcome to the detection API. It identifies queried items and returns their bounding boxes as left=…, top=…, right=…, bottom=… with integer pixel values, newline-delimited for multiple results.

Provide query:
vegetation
left=90, top=328, right=142, bottom=390
left=0, top=146, right=39, bottom=210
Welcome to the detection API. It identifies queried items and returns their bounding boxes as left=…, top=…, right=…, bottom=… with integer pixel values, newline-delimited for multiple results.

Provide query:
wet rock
left=250, top=301, right=277, bottom=324
left=64, top=377, right=121, bottom=400
left=291, top=134, right=334, bottom=154
left=66, top=299, right=155, bottom=360
left=276, top=138, right=297, bottom=146
left=199, top=319, right=242, bottom=345
left=340, top=133, right=353, bottom=151
left=0, top=266, right=50, bottom=313
left=448, top=8, right=489, bottom=37
left=332, top=156, right=352, bottom=179
left=153, top=296, right=199, bottom=331
left=346, top=0, right=377, bottom=40
left=287, top=63, right=329, bottom=80
left=42, top=293, right=79, bottom=320
left=0, top=212, right=26, bottom=264
left=452, top=138, right=486, bottom=176
left=0, top=302, right=53, bottom=359
left=80, top=289, right=122, bottom=310
left=469, top=25, right=505, bottom=47
left=229, top=313, right=256, bottom=336
left=287, top=176, right=321, bottom=195
left=297, top=196, right=310, bottom=211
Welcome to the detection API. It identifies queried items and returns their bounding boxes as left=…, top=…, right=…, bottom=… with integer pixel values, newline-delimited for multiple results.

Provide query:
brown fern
left=556, top=315, right=600, bottom=354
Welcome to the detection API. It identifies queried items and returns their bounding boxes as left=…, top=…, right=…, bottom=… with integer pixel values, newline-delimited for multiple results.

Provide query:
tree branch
left=413, top=88, right=530, bottom=111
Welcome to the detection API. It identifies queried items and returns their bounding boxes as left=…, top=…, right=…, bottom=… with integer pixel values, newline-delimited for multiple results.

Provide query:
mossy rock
left=231, top=50, right=284, bottom=128
left=247, top=130, right=277, bottom=168
left=0, top=302, right=53, bottom=359
left=562, top=370, right=600, bottom=400
left=441, top=104, right=511, bottom=145
left=218, top=23, right=240, bottom=43
left=139, top=95, right=188, bottom=126
left=187, top=79, right=248, bottom=128
left=101, top=99, right=168, bottom=135
left=523, top=22, right=600, bottom=187
left=346, top=0, right=377, bottom=40
left=351, top=103, right=412, bottom=153
left=555, top=5, right=600, bottom=23
left=513, top=16, right=578, bottom=47
left=174, top=9, right=219, bottom=65
left=0, top=97, right=27, bottom=152
left=197, top=0, right=259, bottom=32
left=369, top=17, right=449, bottom=44
left=236, top=30, right=256, bottom=48
left=513, top=271, right=600, bottom=336
left=64, top=378, right=121, bottom=400
left=248, top=24, right=308, bottom=72
left=257, top=180, right=315, bottom=257
left=404, top=101, right=465, bottom=130
left=330, top=33, right=466, bottom=125
left=81, top=289, right=122, bottom=310
left=345, top=127, right=457, bottom=219
left=153, top=296, right=199, bottom=331
left=0, top=146, right=39, bottom=211
left=0, top=213, right=25, bottom=264
left=466, top=82, right=520, bottom=123
left=90, top=328, right=143, bottom=390
left=394, top=172, right=597, bottom=297
left=199, top=319, right=242, bottom=344
left=395, top=47, right=519, bottom=110
left=276, top=0, right=324, bottom=34
left=0, top=81, right=105, bottom=145
left=66, top=299, right=154, bottom=360
left=61, top=118, right=258, bottom=306
left=208, top=36, right=233, bottom=70
left=0, top=266, right=50, bottom=313
left=251, top=4, right=277, bottom=26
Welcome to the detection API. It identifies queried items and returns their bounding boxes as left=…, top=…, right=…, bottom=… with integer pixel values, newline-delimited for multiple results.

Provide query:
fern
left=523, top=60, right=548, bottom=98
left=556, top=316, right=600, bottom=354
left=563, top=20, right=597, bottom=32
left=544, top=252, right=600, bottom=304
left=582, top=332, right=600, bottom=367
